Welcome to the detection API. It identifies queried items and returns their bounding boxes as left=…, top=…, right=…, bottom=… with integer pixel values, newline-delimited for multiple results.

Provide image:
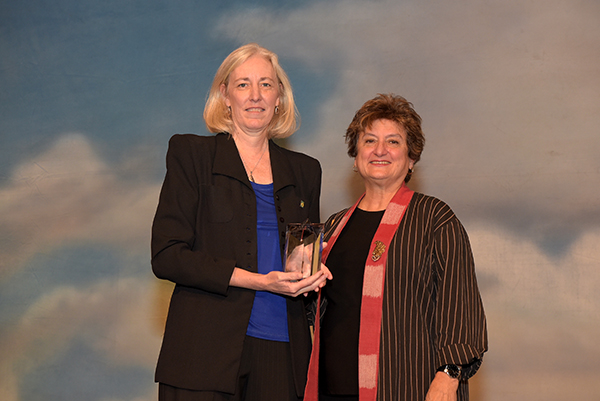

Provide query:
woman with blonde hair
left=152, top=43, right=331, bottom=401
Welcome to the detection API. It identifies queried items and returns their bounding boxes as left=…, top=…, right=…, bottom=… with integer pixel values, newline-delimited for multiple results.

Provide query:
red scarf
left=305, top=184, right=414, bottom=401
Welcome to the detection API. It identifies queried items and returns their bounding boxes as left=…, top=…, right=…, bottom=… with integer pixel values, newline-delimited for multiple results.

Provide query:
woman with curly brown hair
left=305, top=93, right=487, bottom=401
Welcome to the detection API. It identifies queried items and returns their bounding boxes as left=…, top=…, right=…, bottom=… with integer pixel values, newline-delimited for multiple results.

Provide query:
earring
left=227, top=106, right=232, bottom=116
left=275, top=106, right=279, bottom=115
left=352, top=164, right=358, bottom=172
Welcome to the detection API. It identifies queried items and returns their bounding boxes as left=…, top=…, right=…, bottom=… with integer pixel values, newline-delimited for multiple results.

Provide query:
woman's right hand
left=265, top=265, right=333, bottom=297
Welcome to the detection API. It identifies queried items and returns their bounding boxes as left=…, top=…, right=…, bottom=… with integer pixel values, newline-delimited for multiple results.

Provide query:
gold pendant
left=372, top=241, right=386, bottom=261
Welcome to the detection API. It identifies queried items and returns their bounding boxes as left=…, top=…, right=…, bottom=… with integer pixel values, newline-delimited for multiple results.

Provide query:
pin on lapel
left=372, top=240, right=386, bottom=261
left=300, top=200, right=305, bottom=208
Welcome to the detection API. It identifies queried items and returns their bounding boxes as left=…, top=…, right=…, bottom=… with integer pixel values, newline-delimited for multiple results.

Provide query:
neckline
left=251, top=181, right=274, bottom=188
left=356, top=207, right=385, bottom=214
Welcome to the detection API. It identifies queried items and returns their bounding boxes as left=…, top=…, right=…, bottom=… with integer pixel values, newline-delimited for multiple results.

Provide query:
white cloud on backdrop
left=473, top=224, right=600, bottom=399
left=0, top=278, right=163, bottom=401
left=471, top=223, right=600, bottom=318
left=0, top=134, right=160, bottom=279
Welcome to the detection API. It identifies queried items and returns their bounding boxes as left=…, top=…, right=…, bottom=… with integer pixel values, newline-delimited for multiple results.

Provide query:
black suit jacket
left=151, top=133, right=321, bottom=395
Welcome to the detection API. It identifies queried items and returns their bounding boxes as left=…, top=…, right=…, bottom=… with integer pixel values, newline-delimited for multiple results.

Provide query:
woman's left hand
left=424, top=372, right=459, bottom=401
left=302, top=264, right=332, bottom=296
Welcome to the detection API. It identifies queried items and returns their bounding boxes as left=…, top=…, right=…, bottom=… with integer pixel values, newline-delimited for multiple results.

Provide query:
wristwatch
left=437, top=364, right=462, bottom=380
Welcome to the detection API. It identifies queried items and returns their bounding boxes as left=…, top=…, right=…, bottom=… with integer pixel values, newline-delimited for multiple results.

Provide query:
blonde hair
left=203, top=43, right=299, bottom=139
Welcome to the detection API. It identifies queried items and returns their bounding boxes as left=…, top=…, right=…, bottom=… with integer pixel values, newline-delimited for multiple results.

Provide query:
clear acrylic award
left=283, top=220, right=324, bottom=278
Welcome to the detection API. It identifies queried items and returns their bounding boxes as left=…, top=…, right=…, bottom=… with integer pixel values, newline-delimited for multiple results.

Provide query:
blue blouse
left=246, top=182, right=289, bottom=342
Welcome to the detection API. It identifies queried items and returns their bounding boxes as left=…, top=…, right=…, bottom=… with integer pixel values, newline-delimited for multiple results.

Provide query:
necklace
left=241, top=143, right=268, bottom=183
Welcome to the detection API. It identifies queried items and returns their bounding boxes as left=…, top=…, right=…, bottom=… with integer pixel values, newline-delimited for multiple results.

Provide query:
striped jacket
left=322, top=192, right=488, bottom=401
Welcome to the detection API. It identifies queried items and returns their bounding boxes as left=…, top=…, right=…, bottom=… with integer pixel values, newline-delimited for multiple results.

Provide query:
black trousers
left=159, top=336, right=301, bottom=401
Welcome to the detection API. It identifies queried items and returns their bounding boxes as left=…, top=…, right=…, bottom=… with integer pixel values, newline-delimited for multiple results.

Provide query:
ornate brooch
left=371, top=240, right=386, bottom=261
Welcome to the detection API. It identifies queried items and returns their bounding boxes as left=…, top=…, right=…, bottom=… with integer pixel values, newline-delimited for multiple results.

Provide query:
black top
left=319, top=208, right=384, bottom=395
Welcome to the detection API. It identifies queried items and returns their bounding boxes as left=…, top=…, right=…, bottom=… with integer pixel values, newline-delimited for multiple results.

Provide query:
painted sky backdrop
left=1, top=1, right=599, bottom=400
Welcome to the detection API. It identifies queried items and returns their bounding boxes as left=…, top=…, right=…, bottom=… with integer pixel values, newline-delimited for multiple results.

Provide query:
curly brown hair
left=345, top=93, right=425, bottom=182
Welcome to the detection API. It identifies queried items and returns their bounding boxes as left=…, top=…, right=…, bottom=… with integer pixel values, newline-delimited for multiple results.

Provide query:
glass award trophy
left=283, top=220, right=324, bottom=278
